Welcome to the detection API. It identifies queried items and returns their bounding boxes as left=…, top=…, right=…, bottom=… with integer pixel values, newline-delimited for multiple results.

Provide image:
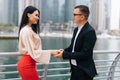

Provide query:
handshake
left=51, top=49, right=64, bottom=59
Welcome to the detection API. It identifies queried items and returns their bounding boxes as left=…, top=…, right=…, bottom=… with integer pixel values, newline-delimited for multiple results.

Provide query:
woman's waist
left=20, top=53, right=35, bottom=62
left=22, top=54, right=30, bottom=56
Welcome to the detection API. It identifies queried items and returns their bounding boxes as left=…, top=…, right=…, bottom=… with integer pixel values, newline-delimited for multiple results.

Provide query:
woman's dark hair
left=18, top=6, right=40, bottom=37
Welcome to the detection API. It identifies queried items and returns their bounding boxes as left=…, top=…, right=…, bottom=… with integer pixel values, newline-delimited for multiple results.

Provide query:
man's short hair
left=74, top=5, right=90, bottom=19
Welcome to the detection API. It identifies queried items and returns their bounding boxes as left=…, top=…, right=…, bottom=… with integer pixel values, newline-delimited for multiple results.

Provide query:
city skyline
left=0, top=0, right=120, bottom=31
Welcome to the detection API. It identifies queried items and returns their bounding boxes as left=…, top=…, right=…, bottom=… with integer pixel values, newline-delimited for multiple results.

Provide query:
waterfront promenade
left=0, top=32, right=72, bottom=39
left=1, top=32, right=120, bottom=39
left=0, top=34, right=18, bottom=39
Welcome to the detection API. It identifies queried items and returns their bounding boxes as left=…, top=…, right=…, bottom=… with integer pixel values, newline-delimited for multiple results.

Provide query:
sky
left=110, top=0, right=120, bottom=29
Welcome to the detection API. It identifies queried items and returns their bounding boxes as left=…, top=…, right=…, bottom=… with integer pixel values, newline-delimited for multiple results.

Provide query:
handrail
left=0, top=50, right=120, bottom=57
left=0, top=50, right=120, bottom=80
left=107, top=53, right=120, bottom=80
left=43, top=64, right=48, bottom=80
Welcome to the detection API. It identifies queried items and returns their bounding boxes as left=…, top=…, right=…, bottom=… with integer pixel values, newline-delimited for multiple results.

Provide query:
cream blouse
left=19, top=25, right=51, bottom=64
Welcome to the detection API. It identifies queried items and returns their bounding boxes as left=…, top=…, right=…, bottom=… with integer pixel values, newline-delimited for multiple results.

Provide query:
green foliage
left=0, top=23, right=15, bottom=27
left=0, top=23, right=17, bottom=32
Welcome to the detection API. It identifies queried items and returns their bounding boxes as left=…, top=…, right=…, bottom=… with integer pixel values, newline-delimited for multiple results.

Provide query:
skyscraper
left=64, top=0, right=75, bottom=22
left=0, top=0, right=9, bottom=23
left=40, top=0, right=50, bottom=23
left=52, top=0, right=59, bottom=22
left=18, top=0, right=41, bottom=25
left=8, top=0, right=18, bottom=26
left=91, top=0, right=112, bottom=31
left=104, top=0, right=111, bottom=30
left=91, top=0, right=101, bottom=30
left=0, top=0, right=18, bottom=26
left=40, top=0, right=64, bottom=23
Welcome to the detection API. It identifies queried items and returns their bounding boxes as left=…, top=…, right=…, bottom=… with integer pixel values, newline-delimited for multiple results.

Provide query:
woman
left=17, top=6, right=57, bottom=80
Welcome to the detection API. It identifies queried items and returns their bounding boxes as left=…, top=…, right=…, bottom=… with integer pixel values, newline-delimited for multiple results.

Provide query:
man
left=55, top=5, right=97, bottom=80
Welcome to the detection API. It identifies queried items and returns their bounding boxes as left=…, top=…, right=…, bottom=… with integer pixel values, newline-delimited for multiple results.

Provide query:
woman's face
left=28, top=10, right=39, bottom=25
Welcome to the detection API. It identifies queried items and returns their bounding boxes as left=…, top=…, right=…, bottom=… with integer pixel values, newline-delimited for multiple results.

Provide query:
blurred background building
left=0, top=0, right=120, bottom=33
left=0, top=0, right=18, bottom=25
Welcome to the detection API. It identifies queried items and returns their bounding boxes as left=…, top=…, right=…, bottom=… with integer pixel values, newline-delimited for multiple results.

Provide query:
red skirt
left=17, top=55, right=39, bottom=80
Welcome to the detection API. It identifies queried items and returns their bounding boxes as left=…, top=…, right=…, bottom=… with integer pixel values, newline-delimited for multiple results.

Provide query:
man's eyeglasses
left=73, top=14, right=83, bottom=16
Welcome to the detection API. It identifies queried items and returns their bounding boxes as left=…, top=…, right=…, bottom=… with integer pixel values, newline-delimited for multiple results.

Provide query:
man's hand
left=54, top=49, right=64, bottom=59
left=51, top=50, right=59, bottom=56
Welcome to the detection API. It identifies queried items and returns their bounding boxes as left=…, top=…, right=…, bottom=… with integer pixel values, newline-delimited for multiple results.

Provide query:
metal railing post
left=43, top=64, right=48, bottom=80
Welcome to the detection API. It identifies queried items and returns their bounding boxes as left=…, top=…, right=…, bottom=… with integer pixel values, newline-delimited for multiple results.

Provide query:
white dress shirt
left=71, top=26, right=83, bottom=66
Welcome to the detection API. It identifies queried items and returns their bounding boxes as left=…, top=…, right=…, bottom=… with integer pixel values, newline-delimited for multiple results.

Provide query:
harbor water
left=0, top=36, right=120, bottom=79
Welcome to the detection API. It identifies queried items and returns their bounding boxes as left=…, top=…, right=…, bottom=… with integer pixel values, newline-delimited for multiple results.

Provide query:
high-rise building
left=40, top=0, right=65, bottom=23
left=0, top=0, right=113, bottom=30
left=0, top=0, right=18, bottom=26
left=0, top=0, right=2, bottom=22
left=104, top=0, right=111, bottom=30
left=8, top=0, right=18, bottom=26
left=98, top=0, right=106, bottom=31
left=52, top=0, right=59, bottom=22
left=18, top=0, right=41, bottom=25
left=91, top=0, right=104, bottom=31
left=64, top=0, right=75, bottom=22
left=59, top=0, right=65, bottom=22
left=91, top=0, right=111, bottom=31
left=0, top=0, right=9, bottom=24
left=40, top=0, right=50, bottom=23
left=90, top=0, right=99, bottom=30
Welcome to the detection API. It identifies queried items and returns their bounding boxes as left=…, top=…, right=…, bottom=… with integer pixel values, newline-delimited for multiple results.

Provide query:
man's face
left=73, top=8, right=84, bottom=24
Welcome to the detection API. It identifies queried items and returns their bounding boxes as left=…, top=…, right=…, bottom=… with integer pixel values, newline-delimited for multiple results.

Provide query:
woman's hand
left=51, top=49, right=64, bottom=59
left=51, top=50, right=59, bottom=56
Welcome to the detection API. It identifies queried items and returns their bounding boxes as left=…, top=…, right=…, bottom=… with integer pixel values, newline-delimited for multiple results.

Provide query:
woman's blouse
left=19, top=25, right=51, bottom=64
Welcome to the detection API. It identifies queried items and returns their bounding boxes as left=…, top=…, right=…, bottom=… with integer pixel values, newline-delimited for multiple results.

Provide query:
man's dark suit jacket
left=63, top=22, right=97, bottom=78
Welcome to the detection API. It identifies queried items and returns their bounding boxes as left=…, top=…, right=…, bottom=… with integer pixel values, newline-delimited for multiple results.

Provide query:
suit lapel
left=72, top=27, right=78, bottom=40
left=72, top=22, right=90, bottom=47
left=77, top=22, right=89, bottom=39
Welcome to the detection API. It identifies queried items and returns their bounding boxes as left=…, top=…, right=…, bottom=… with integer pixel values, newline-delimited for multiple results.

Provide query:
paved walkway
left=0, top=34, right=18, bottom=39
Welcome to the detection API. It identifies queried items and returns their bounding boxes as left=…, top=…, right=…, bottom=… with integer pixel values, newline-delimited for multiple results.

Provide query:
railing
left=0, top=50, right=120, bottom=80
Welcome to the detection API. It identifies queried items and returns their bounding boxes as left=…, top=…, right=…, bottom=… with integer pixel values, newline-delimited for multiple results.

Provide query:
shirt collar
left=78, top=25, right=83, bottom=30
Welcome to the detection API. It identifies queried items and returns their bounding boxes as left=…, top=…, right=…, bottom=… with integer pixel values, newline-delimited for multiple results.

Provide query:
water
left=0, top=37, right=120, bottom=79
